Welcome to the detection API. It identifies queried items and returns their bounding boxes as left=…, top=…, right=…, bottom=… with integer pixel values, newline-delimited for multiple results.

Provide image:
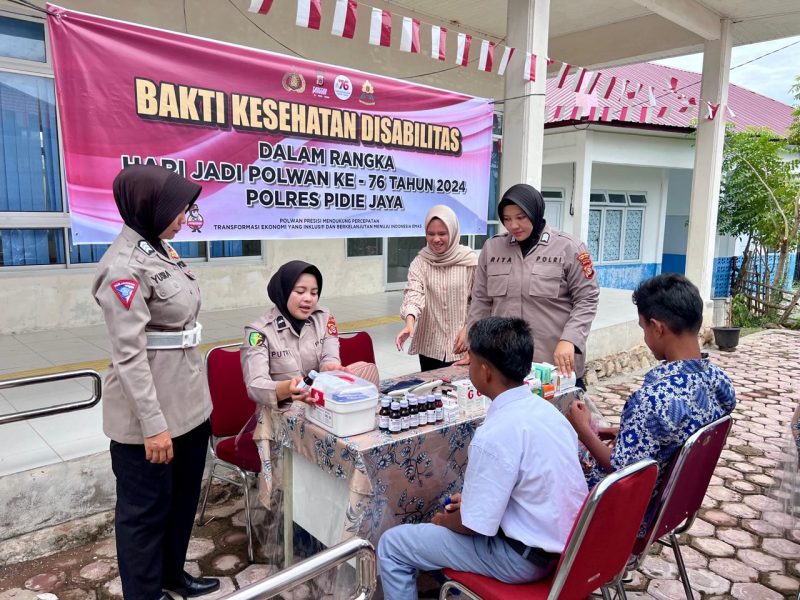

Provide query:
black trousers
left=110, top=420, right=210, bottom=600
left=418, top=354, right=454, bottom=372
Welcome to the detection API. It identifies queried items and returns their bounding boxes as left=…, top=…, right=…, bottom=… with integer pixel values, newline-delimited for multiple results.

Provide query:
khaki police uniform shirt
left=241, top=306, right=340, bottom=441
left=92, top=225, right=212, bottom=444
left=467, top=225, right=600, bottom=377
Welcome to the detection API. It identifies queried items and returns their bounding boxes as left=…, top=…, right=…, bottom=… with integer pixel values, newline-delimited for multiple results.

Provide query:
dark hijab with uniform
left=112, top=164, right=202, bottom=255
left=497, top=183, right=547, bottom=257
left=268, top=260, right=324, bottom=335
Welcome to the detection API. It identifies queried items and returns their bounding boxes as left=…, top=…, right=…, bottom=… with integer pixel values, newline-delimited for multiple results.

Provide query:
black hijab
left=268, top=261, right=324, bottom=335
left=113, top=164, right=202, bottom=253
left=497, top=184, right=547, bottom=257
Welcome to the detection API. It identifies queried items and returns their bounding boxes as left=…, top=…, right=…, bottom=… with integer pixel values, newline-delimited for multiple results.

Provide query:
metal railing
left=217, top=537, right=376, bottom=600
left=0, top=370, right=102, bottom=426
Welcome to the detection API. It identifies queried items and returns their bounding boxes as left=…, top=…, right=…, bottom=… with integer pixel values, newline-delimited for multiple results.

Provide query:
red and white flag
left=331, top=0, right=357, bottom=38
left=430, top=25, right=447, bottom=61
left=296, top=0, right=322, bottom=29
left=478, top=39, right=495, bottom=72
left=455, top=32, right=472, bottom=66
left=248, top=0, right=274, bottom=14
left=496, top=46, right=514, bottom=76
left=656, top=106, right=671, bottom=119
left=556, top=62, right=572, bottom=88
left=588, top=106, right=611, bottom=121
left=618, top=106, right=629, bottom=121
left=399, top=16, right=420, bottom=53
left=573, top=67, right=589, bottom=93
left=585, top=71, right=602, bottom=95
left=664, top=76, right=679, bottom=92
left=647, top=86, right=657, bottom=107
left=621, top=80, right=642, bottom=100
left=567, top=105, right=582, bottom=120
left=524, top=52, right=537, bottom=81
left=600, top=76, right=617, bottom=100
left=677, top=95, right=698, bottom=113
left=369, top=7, right=391, bottom=47
left=637, top=106, right=651, bottom=123
left=553, top=105, right=564, bottom=120
left=725, top=105, right=736, bottom=119
left=704, top=100, right=720, bottom=120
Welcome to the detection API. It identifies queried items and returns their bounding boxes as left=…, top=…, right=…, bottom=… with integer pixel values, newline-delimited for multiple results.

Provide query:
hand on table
left=395, top=325, right=413, bottom=352
left=453, top=355, right=470, bottom=366
left=553, top=340, right=576, bottom=376
left=144, top=430, right=173, bottom=464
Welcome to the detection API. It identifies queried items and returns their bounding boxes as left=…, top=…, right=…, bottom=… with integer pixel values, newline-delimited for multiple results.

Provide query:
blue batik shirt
left=586, top=358, right=736, bottom=489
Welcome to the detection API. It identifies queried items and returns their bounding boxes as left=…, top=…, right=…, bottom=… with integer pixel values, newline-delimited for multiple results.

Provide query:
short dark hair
left=632, top=273, right=703, bottom=334
left=468, top=317, right=533, bottom=383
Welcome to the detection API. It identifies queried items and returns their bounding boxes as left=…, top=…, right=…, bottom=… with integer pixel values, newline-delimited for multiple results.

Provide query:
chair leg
left=242, top=471, right=255, bottom=563
left=616, top=580, right=628, bottom=600
left=196, top=461, right=217, bottom=526
left=670, top=532, right=694, bottom=600
left=601, top=587, right=614, bottom=600
left=439, top=581, right=480, bottom=600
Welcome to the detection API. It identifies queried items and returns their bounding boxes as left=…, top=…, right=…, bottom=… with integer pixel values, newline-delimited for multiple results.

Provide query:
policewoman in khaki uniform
left=242, top=261, right=342, bottom=468
left=92, top=165, right=219, bottom=600
left=467, top=184, right=600, bottom=387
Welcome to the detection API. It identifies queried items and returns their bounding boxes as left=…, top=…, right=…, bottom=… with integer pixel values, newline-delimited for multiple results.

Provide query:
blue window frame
left=0, top=228, right=64, bottom=266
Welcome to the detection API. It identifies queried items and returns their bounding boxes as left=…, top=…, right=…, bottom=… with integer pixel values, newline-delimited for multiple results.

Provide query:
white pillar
left=685, top=19, right=731, bottom=299
left=656, top=168, right=670, bottom=273
left=571, top=130, right=593, bottom=243
left=500, top=0, right=550, bottom=193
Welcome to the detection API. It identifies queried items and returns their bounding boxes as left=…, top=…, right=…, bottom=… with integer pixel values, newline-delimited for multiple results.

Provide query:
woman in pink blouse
left=395, top=205, right=478, bottom=371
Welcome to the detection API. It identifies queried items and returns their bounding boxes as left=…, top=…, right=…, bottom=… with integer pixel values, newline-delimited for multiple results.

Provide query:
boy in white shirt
left=377, top=317, right=588, bottom=600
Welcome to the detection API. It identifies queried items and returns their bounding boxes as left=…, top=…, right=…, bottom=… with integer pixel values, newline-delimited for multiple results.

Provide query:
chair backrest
left=642, top=415, right=732, bottom=546
left=205, top=343, right=256, bottom=438
left=548, top=459, right=659, bottom=600
left=338, top=330, right=376, bottom=366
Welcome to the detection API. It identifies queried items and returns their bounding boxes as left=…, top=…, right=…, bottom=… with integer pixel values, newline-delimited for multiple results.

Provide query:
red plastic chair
left=625, top=415, right=733, bottom=599
left=197, top=343, right=261, bottom=562
left=440, top=459, right=659, bottom=600
left=339, top=330, right=376, bottom=366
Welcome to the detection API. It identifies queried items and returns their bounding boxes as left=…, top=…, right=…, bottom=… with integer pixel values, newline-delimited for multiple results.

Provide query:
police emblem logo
left=249, top=331, right=265, bottom=347
left=540, top=232, right=550, bottom=243
left=358, top=80, right=375, bottom=105
left=137, top=240, right=155, bottom=256
left=110, top=279, right=139, bottom=310
left=282, top=71, right=306, bottom=93
left=275, top=315, right=288, bottom=330
left=577, top=251, right=595, bottom=279
left=327, top=314, right=339, bottom=337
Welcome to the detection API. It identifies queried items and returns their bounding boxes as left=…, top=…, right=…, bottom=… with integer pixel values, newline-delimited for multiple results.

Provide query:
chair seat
left=442, top=569, right=558, bottom=600
left=215, top=432, right=261, bottom=473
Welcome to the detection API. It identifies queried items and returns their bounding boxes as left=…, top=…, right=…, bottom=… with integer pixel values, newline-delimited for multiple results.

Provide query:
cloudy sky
left=655, top=35, right=800, bottom=106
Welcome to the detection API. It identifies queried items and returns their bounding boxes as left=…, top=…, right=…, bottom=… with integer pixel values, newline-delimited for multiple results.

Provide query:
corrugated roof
left=545, top=62, right=795, bottom=136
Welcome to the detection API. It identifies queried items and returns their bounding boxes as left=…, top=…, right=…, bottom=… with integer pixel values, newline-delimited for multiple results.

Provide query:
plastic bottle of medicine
left=408, top=396, right=419, bottom=428
left=378, top=397, right=391, bottom=431
left=389, top=402, right=402, bottom=433
left=296, top=369, right=318, bottom=390
left=434, top=392, right=444, bottom=422
left=426, top=394, right=436, bottom=424
left=399, top=399, right=410, bottom=431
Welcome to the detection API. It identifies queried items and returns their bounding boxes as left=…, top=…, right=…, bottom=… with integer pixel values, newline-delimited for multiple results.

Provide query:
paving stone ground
left=0, top=330, right=798, bottom=599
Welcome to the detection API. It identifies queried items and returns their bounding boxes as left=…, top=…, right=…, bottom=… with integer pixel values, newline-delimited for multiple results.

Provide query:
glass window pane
left=589, top=193, right=606, bottom=204
left=0, top=16, right=46, bottom=62
left=69, top=229, right=109, bottom=264
left=0, top=72, right=62, bottom=212
left=492, top=112, right=503, bottom=136
left=210, top=240, right=261, bottom=258
left=629, top=194, right=647, bottom=205
left=608, top=193, right=627, bottom=204
left=0, top=228, right=64, bottom=266
left=487, top=139, right=501, bottom=221
left=347, top=238, right=383, bottom=257
left=624, top=210, right=643, bottom=260
left=588, top=210, right=601, bottom=259
left=602, top=209, right=622, bottom=261
left=542, top=190, right=563, bottom=198
left=474, top=223, right=499, bottom=251
left=170, top=241, right=206, bottom=258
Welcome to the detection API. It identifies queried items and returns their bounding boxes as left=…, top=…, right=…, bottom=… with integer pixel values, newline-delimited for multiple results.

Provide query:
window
left=0, top=15, right=260, bottom=269
left=542, top=189, right=564, bottom=230
left=588, top=191, right=645, bottom=263
left=474, top=136, right=502, bottom=250
left=347, top=238, right=383, bottom=257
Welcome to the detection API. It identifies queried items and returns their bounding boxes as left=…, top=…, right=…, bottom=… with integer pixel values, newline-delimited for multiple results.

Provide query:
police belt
left=498, top=528, right=560, bottom=568
left=145, top=323, right=202, bottom=349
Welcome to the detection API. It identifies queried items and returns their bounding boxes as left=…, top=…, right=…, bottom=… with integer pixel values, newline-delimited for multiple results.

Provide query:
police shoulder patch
left=165, top=243, right=181, bottom=261
left=577, top=251, right=595, bottom=279
left=137, top=240, right=155, bottom=256
left=110, top=279, right=139, bottom=310
left=327, top=314, right=339, bottom=337
left=249, top=331, right=265, bottom=347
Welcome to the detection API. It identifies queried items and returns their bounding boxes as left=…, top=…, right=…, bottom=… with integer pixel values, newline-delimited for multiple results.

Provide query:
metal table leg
left=283, top=445, right=294, bottom=567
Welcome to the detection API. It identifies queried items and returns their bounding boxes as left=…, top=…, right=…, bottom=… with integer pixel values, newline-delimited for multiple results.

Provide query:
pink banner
left=47, top=6, right=493, bottom=243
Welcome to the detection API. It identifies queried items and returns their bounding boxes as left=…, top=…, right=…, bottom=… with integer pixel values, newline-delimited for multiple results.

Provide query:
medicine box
left=304, top=370, right=380, bottom=437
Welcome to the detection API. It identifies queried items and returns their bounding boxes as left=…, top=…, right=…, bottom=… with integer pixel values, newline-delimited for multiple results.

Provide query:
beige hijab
left=417, top=205, right=478, bottom=268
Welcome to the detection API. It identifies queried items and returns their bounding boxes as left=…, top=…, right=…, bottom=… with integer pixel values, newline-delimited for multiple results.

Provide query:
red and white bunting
left=248, top=0, right=274, bottom=14
left=524, top=52, right=537, bottom=81
left=637, top=106, right=650, bottom=123
left=296, top=0, right=322, bottom=29
left=587, top=106, right=611, bottom=121
left=430, top=25, right=447, bottom=61
left=600, top=76, right=617, bottom=100
left=369, top=7, right=391, bottom=47
left=455, top=32, right=472, bottom=66
left=725, top=105, right=736, bottom=119
left=677, top=95, right=698, bottom=113
left=665, top=76, right=679, bottom=92
left=621, top=80, right=642, bottom=100
left=585, top=71, right=602, bottom=95
left=647, top=86, right=657, bottom=107
left=478, top=39, right=495, bottom=72
left=331, top=0, right=357, bottom=39
left=656, top=106, right=671, bottom=119
left=399, top=16, right=420, bottom=53
left=553, top=105, right=563, bottom=120
left=618, top=106, right=629, bottom=121
left=705, top=101, right=720, bottom=120
left=567, top=105, right=582, bottom=120
left=496, top=46, right=514, bottom=76
left=555, top=62, right=572, bottom=88
left=573, top=67, right=589, bottom=93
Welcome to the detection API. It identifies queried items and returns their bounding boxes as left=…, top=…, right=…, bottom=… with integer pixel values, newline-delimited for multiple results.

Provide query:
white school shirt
left=460, top=385, right=589, bottom=553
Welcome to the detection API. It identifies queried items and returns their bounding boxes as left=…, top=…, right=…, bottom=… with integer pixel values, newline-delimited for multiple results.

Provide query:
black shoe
left=164, top=572, right=221, bottom=597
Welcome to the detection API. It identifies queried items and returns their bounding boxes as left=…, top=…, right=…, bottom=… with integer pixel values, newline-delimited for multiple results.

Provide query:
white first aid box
left=304, top=370, right=380, bottom=437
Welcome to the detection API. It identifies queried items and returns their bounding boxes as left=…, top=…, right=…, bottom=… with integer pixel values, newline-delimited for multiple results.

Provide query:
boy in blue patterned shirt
left=567, top=273, right=736, bottom=489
